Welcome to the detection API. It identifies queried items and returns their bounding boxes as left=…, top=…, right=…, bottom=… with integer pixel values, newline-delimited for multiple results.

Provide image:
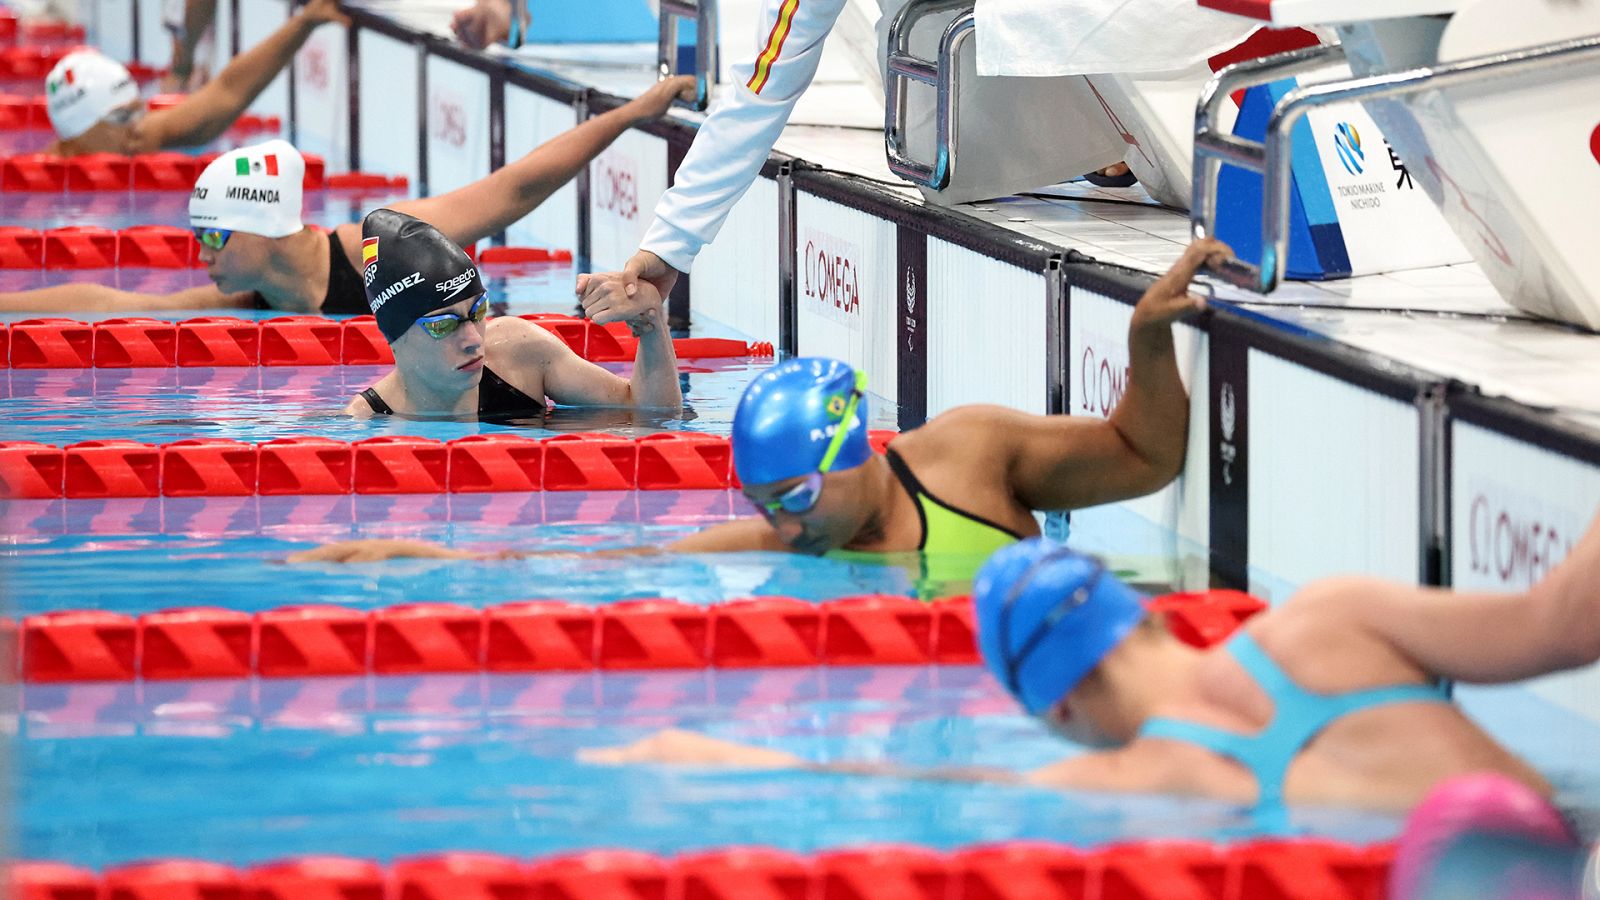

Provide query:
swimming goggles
left=192, top=227, right=233, bottom=252
left=415, top=294, right=489, bottom=339
left=103, top=104, right=145, bottom=127
left=754, top=370, right=867, bottom=518
left=996, top=548, right=1108, bottom=708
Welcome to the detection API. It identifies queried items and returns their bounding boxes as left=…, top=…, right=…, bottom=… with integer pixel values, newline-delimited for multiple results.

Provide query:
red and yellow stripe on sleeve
left=746, top=0, right=801, bottom=95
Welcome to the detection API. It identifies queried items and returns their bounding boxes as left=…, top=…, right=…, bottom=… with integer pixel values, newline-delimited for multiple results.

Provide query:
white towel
left=974, top=0, right=1260, bottom=77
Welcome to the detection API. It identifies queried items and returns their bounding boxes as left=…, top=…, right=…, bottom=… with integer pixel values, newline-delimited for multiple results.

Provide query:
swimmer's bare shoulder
left=484, top=315, right=569, bottom=395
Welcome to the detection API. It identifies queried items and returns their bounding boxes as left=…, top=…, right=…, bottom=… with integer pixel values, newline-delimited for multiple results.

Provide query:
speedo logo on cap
left=435, top=268, right=477, bottom=296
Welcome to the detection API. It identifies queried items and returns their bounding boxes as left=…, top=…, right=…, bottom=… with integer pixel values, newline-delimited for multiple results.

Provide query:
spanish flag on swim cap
left=732, top=357, right=872, bottom=485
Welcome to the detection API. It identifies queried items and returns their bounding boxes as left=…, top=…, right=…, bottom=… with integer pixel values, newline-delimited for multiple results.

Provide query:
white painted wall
left=503, top=86, right=579, bottom=253
left=292, top=24, right=348, bottom=171
left=238, top=0, right=291, bottom=121
left=927, top=240, right=1048, bottom=417
left=423, top=55, right=491, bottom=196
left=357, top=30, right=419, bottom=188
left=690, top=176, right=781, bottom=342
left=587, top=128, right=669, bottom=272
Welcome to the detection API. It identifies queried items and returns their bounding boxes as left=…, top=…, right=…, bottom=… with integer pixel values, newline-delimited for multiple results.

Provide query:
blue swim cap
left=732, top=357, right=872, bottom=485
left=973, top=538, right=1147, bottom=715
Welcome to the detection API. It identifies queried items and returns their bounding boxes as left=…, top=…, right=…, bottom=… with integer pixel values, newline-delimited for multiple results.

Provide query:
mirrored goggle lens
left=417, top=295, right=488, bottom=339
left=192, top=228, right=231, bottom=251
left=759, top=474, right=823, bottom=517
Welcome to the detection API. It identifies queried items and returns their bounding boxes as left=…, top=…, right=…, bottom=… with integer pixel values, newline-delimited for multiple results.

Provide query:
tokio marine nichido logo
left=1333, top=122, right=1365, bottom=177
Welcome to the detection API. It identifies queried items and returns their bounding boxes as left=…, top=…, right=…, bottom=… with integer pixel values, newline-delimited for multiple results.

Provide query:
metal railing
left=884, top=0, right=975, bottom=190
left=657, top=0, right=718, bottom=111
left=1191, top=32, right=1600, bottom=293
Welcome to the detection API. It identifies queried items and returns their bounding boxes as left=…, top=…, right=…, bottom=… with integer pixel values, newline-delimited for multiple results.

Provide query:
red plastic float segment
left=65, top=152, right=133, bottom=191
left=260, top=316, right=342, bottom=365
left=0, top=93, right=46, bottom=129
left=7, top=861, right=101, bottom=900
left=531, top=850, right=674, bottom=900
left=21, top=610, right=138, bottom=682
left=102, top=860, right=244, bottom=900
left=388, top=853, right=531, bottom=900
left=1229, top=839, right=1382, bottom=900
left=483, top=600, right=596, bottom=672
left=258, top=437, right=354, bottom=495
left=42, top=225, right=117, bottom=269
left=0, top=441, right=65, bottom=499
left=339, top=316, right=393, bottom=365
left=0, top=152, right=65, bottom=191
left=352, top=436, right=448, bottom=494
left=929, top=595, right=979, bottom=664
left=521, top=313, right=595, bottom=356
left=131, top=152, right=202, bottom=191
left=18, top=20, right=84, bottom=43
left=668, top=338, right=760, bottom=360
left=868, top=430, right=897, bottom=455
left=635, top=432, right=731, bottom=490
left=0, top=225, right=43, bottom=268
left=597, top=598, right=710, bottom=670
left=371, top=603, right=483, bottom=674
left=247, top=856, right=386, bottom=900
left=117, top=224, right=200, bottom=268
left=821, top=595, right=935, bottom=666
left=301, top=153, right=326, bottom=189
left=92, top=317, right=178, bottom=367
left=542, top=432, right=636, bottom=491
left=1149, top=589, right=1267, bottom=650
left=1097, top=841, right=1227, bottom=900
left=175, top=316, right=260, bottom=366
left=160, top=438, right=258, bottom=497
left=814, top=846, right=953, bottom=900
left=0, top=46, right=67, bottom=80
left=63, top=439, right=161, bottom=498
left=709, top=597, right=822, bottom=668
left=10, top=318, right=92, bottom=367
left=138, top=607, right=253, bottom=680
left=677, top=847, right=813, bottom=900
left=0, top=616, right=15, bottom=684
left=952, top=842, right=1093, bottom=900
left=255, top=606, right=372, bottom=678
left=324, top=171, right=408, bottom=190
left=448, top=434, right=542, bottom=493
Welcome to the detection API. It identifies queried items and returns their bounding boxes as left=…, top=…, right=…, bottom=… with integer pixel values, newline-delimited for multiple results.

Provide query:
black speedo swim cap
left=361, top=208, right=484, bottom=343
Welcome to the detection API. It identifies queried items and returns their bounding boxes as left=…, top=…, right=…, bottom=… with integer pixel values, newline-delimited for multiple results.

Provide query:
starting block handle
left=883, top=0, right=975, bottom=190
left=657, top=0, right=718, bottom=111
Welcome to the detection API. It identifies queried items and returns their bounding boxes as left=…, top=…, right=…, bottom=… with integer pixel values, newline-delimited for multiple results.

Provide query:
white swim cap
left=45, top=49, right=140, bottom=140
left=189, top=139, right=305, bottom=239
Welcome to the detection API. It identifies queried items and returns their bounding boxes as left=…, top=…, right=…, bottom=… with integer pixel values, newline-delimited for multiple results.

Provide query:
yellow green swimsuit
left=883, top=447, right=1023, bottom=587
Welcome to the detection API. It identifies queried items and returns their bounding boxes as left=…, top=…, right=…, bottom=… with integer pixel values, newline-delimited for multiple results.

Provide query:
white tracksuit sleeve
left=639, top=0, right=850, bottom=274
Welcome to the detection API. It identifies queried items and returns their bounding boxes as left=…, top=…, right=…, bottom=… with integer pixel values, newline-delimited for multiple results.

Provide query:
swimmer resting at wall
left=0, top=77, right=696, bottom=316
left=42, top=0, right=346, bottom=157
left=347, top=210, right=682, bottom=420
left=583, top=513, right=1600, bottom=816
left=288, top=239, right=1228, bottom=565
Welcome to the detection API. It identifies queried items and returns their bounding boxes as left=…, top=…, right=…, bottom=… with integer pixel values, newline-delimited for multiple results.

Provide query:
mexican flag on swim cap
left=732, top=357, right=872, bottom=485
left=188, top=139, right=305, bottom=239
left=45, top=49, right=139, bottom=140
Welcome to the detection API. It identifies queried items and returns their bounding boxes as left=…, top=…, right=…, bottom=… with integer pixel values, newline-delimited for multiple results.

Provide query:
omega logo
left=802, top=240, right=861, bottom=317
left=1079, top=344, right=1128, bottom=417
left=300, top=44, right=330, bottom=92
left=1466, top=494, right=1571, bottom=586
left=594, top=156, right=638, bottom=221
left=430, top=94, right=468, bottom=148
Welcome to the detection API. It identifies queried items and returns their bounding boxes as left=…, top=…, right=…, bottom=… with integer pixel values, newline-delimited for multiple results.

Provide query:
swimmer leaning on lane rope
left=288, top=238, right=1227, bottom=566
left=0, top=77, right=695, bottom=316
left=43, top=0, right=346, bottom=158
left=584, top=510, right=1600, bottom=818
left=344, top=209, right=682, bottom=422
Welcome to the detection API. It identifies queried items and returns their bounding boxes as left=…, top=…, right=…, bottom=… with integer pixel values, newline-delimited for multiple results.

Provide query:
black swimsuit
left=252, top=230, right=369, bottom=315
left=360, top=367, right=547, bottom=422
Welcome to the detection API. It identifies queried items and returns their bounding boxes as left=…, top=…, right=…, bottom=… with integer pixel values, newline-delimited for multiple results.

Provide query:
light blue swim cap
left=973, top=538, right=1147, bottom=715
left=732, top=357, right=871, bottom=486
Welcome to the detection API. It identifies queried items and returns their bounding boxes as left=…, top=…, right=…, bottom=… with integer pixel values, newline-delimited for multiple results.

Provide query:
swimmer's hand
left=286, top=538, right=497, bottom=564
left=297, top=0, right=352, bottom=28
left=629, top=76, right=699, bottom=123
left=450, top=0, right=513, bottom=50
left=576, top=250, right=681, bottom=324
left=1129, top=238, right=1232, bottom=330
left=576, top=269, right=666, bottom=334
left=579, top=729, right=806, bottom=769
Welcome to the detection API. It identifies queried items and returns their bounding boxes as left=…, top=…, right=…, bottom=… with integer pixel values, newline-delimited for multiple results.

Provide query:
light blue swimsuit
left=1138, top=631, right=1452, bottom=807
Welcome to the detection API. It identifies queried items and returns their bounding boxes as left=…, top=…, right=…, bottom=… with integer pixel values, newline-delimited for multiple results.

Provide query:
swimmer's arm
left=0, top=284, right=249, bottom=312
left=493, top=315, right=681, bottom=410
left=146, top=0, right=347, bottom=148
left=388, top=76, right=696, bottom=247
left=665, top=518, right=790, bottom=553
left=1316, top=511, right=1600, bottom=683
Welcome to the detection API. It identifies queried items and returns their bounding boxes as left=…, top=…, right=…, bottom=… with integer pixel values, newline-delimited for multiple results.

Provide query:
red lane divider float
left=0, top=429, right=886, bottom=499
left=6, top=838, right=1398, bottom=900
left=0, top=313, right=773, bottom=367
left=2, top=590, right=1267, bottom=684
left=0, top=150, right=408, bottom=192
